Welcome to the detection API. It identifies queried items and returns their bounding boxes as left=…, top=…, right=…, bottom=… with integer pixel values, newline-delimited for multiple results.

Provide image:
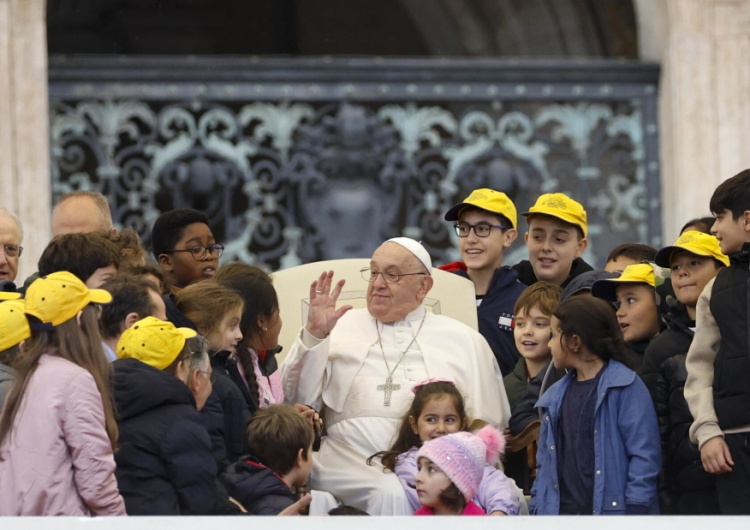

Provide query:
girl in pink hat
left=414, top=425, right=504, bottom=515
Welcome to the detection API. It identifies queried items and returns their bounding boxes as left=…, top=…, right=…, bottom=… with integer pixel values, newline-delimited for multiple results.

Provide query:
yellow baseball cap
left=522, top=193, right=588, bottom=237
left=591, top=263, right=662, bottom=301
left=25, top=271, right=112, bottom=327
left=117, top=316, right=197, bottom=370
left=0, top=300, right=30, bottom=351
left=0, top=291, right=20, bottom=301
left=654, top=230, right=730, bottom=268
left=444, top=188, right=518, bottom=229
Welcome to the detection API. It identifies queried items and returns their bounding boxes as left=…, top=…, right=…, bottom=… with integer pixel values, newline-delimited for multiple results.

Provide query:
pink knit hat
left=417, top=425, right=505, bottom=501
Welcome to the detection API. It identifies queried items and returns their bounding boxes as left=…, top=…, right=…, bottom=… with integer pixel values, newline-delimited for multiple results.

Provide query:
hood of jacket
left=113, top=358, right=195, bottom=420
left=512, top=257, right=593, bottom=288
left=164, top=293, right=198, bottom=330
left=663, top=298, right=694, bottom=335
left=220, top=456, right=292, bottom=507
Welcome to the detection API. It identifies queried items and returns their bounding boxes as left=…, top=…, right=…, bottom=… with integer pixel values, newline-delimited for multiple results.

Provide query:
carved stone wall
left=49, top=58, right=659, bottom=270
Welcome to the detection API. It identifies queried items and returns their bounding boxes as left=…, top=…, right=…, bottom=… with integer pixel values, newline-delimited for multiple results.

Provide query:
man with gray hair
left=0, top=208, right=24, bottom=289
left=281, top=237, right=510, bottom=515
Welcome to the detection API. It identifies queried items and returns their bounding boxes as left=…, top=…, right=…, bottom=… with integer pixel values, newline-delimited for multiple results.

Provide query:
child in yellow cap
left=591, top=262, right=666, bottom=373
left=640, top=230, right=728, bottom=514
left=0, top=300, right=30, bottom=408
left=0, top=271, right=125, bottom=515
left=513, top=193, right=593, bottom=288
left=442, top=188, right=526, bottom=376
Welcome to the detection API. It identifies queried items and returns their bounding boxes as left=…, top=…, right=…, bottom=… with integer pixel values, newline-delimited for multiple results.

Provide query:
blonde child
left=175, top=281, right=249, bottom=468
left=0, top=272, right=124, bottom=515
left=414, top=425, right=504, bottom=515
left=176, top=281, right=244, bottom=355
left=531, top=296, right=660, bottom=515
left=504, top=282, right=562, bottom=411
left=371, top=379, right=519, bottom=515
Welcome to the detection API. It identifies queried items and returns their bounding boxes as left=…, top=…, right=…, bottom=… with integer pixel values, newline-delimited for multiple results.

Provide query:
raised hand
left=306, top=270, right=353, bottom=339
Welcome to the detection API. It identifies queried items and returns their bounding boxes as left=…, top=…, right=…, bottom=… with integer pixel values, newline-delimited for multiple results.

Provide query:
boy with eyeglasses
left=442, top=188, right=526, bottom=376
left=151, top=208, right=224, bottom=292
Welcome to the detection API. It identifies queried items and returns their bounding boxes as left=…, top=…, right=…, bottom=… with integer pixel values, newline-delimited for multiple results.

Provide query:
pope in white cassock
left=281, top=237, right=510, bottom=515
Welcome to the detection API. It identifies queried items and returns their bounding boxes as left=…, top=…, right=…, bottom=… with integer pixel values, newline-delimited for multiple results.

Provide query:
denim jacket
left=530, top=360, right=660, bottom=515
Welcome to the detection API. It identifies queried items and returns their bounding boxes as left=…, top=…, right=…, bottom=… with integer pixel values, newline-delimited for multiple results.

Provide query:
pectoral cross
left=377, top=377, right=401, bottom=406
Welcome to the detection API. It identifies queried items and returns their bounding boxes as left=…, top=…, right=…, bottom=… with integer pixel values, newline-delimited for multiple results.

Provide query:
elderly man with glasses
left=281, top=237, right=509, bottom=515
left=0, top=208, right=24, bottom=290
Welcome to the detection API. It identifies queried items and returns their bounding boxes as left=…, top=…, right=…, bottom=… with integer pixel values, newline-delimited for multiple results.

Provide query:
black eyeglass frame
left=162, top=243, right=224, bottom=261
left=453, top=222, right=509, bottom=238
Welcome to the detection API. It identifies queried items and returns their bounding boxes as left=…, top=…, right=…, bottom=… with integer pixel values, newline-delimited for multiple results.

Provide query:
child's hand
left=279, top=493, right=312, bottom=515
left=293, top=403, right=323, bottom=429
left=701, top=436, right=734, bottom=474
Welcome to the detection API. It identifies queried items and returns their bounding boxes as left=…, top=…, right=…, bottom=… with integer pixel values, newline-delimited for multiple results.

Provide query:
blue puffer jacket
left=530, top=360, right=660, bottom=515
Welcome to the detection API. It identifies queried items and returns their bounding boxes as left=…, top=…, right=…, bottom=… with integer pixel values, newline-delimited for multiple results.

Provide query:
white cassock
left=281, top=305, right=510, bottom=515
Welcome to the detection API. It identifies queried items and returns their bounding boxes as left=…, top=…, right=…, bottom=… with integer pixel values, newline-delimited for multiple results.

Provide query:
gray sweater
left=0, top=363, right=16, bottom=409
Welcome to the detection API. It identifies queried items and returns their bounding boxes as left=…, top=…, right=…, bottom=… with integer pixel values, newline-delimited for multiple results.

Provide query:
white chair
left=271, top=258, right=478, bottom=364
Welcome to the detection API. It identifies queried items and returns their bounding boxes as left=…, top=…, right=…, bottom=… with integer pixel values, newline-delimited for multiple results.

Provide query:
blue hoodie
left=454, top=266, right=526, bottom=376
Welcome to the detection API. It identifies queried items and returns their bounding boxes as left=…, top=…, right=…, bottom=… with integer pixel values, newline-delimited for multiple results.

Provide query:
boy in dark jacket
left=513, top=193, right=593, bottom=289
left=591, top=263, right=665, bottom=373
left=685, top=169, right=750, bottom=514
left=642, top=230, right=728, bottom=514
left=441, top=188, right=526, bottom=376
left=220, top=404, right=315, bottom=515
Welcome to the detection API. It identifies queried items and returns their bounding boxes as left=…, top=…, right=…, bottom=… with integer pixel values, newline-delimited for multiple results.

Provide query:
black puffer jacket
left=642, top=302, right=717, bottom=514
left=201, top=350, right=256, bottom=472
left=113, top=358, right=218, bottom=515
left=220, top=456, right=295, bottom=515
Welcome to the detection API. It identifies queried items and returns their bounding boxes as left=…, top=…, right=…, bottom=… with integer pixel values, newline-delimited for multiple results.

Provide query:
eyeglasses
left=360, top=267, right=426, bottom=284
left=454, top=223, right=507, bottom=238
left=163, top=243, right=224, bottom=261
left=0, top=244, right=22, bottom=258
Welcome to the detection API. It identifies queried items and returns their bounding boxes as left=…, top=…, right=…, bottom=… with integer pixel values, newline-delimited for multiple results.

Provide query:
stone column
left=635, top=0, right=750, bottom=241
left=0, top=0, right=50, bottom=281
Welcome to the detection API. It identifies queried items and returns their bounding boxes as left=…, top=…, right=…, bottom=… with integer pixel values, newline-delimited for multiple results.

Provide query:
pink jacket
left=0, top=353, right=126, bottom=515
